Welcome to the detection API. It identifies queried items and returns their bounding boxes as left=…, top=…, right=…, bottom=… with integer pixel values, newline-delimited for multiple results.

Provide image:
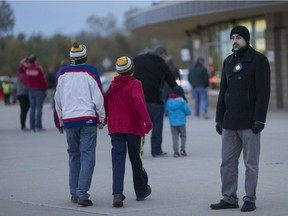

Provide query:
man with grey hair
left=133, top=45, right=178, bottom=157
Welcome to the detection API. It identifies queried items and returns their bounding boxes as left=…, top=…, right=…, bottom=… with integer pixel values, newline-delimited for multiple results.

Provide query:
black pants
left=17, top=95, right=30, bottom=129
left=110, top=133, right=148, bottom=198
left=4, top=94, right=10, bottom=105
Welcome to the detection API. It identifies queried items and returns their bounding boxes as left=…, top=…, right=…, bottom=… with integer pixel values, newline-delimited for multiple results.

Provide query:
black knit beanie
left=230, top=25, right=250, bottom=44
left=173, top=85, right=184, bottom=97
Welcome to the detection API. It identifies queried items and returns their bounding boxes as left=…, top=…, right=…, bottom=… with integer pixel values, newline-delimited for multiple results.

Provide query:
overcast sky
left=8, top=0, right=160, bottom=37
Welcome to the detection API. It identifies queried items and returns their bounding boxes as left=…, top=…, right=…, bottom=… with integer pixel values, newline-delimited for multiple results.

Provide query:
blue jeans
left=146, top=103, right=165, bottom=155
left=66, top=126, right=97, bottom=200
left=28, top=89, right=45, bottom=130
left=111, top=133, right=148, bottom=198
left=192, top=87, right=208, bottom=117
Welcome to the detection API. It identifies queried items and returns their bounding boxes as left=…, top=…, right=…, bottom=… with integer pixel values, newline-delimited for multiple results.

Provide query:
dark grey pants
left=221, top=129, right=260, bottom=204
left=170, top=125, right=186, bottom=153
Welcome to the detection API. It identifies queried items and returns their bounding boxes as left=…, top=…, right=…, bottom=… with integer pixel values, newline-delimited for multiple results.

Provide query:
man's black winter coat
left=216, top=45, right=271, bottom=130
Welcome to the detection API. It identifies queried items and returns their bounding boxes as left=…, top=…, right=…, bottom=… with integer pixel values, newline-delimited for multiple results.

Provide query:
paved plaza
left=0, top=102, right=287, bottom=216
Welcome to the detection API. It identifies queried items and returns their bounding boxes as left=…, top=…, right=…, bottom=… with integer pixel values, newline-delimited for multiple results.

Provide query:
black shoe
left=180, top=150, right=187, bottom=156
left=77, top=199, right=93, bottom=207
left=173, top=152, right=180, bottom=158
left=136, top=185, right=151, bottom=201
left=70, top=195, right=78, bottom=203
left=202, top=113, right=209, bottom=119
left=210, top=200, right=239, bottom=209
left=152, top=152, right=167, bottom=157
left=113, top=194, right=125, bottom=208
left=241, top=201, right=256, bottom=212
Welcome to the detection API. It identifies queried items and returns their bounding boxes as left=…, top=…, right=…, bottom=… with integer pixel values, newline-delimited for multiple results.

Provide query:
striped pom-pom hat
left=115, top=56, right=134, bottom=76
left=70, top=42, right=87, bottom=65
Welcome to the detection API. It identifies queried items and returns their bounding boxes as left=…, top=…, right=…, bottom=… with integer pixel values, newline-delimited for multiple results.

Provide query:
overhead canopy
left=126, top=1, right=288, bottom=39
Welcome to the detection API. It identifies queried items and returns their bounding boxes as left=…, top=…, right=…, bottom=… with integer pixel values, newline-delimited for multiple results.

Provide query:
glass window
left=255, top=19, right=266, bottom=38
left=254, top=18, right=266, bottom=52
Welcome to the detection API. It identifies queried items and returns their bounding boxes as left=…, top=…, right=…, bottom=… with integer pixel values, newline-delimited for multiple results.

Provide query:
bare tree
left=86, top=14, right=118, bottom=37
left=0, top=0, right=14, bottom=38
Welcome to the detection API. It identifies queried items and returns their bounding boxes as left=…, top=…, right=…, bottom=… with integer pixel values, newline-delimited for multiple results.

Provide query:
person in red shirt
left=23, top=54, right=48, bottom=132
left=104, top=56, right=152, bottom=208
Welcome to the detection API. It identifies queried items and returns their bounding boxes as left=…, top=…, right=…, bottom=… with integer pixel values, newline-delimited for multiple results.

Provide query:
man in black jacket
left=133, top=46, right=178, bottom=157
left=188, top=57, right=210, bottom=119
left=210, top=26, right=270, bottom=212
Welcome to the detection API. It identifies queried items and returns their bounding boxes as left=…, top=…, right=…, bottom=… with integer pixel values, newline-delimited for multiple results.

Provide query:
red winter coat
left=105, top=75, right=152, bottom=136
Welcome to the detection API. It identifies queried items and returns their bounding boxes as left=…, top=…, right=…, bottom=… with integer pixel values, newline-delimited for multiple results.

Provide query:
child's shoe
left=113, top=194, right=125, bottom=207
left=136, top=185, right=151, bottom=201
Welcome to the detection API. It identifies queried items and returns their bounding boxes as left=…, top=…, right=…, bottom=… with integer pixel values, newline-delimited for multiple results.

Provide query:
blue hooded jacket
left=165, top=93, right=191, bottom=126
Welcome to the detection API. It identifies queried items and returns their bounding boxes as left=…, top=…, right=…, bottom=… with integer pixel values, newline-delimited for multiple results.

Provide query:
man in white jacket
left=54, top=42, right=105, bottom=207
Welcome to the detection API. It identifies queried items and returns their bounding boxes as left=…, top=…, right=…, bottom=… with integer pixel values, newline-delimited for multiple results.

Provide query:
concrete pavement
left=0, top=102, right=287, bottom=216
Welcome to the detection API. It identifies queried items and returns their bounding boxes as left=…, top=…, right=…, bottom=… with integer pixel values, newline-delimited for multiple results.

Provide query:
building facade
left=127, top=1, right=288, bottom=109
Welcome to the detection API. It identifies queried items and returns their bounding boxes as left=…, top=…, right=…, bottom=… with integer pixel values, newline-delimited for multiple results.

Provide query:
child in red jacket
left=104, top=56, right=152, bottom=208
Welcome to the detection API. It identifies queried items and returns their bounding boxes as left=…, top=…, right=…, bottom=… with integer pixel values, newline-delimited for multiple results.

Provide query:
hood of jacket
left=166, top=94, right=185, bottom=111
left=109, top=75, right=133, bottom=92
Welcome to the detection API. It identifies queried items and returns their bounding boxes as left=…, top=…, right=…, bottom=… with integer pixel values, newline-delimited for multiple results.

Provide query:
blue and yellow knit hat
left=115, top=56, right=134, bottom=76
left=70, top=42, right=87, bottom=65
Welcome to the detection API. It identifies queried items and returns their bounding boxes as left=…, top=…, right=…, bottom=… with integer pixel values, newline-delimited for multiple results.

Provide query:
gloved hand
left=252, top=121, right=265, bottom=134
left=216, top=122, right=222, bottom=135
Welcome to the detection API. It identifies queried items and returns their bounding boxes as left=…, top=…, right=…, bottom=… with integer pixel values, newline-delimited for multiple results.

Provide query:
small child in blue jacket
left=165, top=86, right=191, bottom=157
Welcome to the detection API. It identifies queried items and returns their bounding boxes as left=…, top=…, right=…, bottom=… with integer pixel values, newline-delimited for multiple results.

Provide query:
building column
left=266, top=12, right=288, bottom=109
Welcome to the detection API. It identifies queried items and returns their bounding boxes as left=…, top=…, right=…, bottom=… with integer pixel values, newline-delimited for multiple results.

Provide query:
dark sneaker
left=113, top=194, right=125, bottom=208
left=202, top=113, right=209, bottom=119
left=180, top=150, right=187, bottom=156
left=210, top=199, right=239, bottom=209
left=70, top=195, right=78, bottom=203
left=136, top=185, right=151, bottom=201
left=152, top=152, right=167, bottom=157
left=174, top=152, right=180, bottom=158
left=77, top=199, right=93, bottom=207
left=241, top=201, right=256, bottom=212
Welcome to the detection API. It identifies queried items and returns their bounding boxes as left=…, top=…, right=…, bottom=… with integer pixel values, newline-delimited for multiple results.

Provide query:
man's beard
left=233, top=44, right=239, bottom=50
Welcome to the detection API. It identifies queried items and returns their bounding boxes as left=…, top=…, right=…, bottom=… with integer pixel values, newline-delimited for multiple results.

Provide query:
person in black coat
left=133, top=46, right=178, bottom=157
left=188, top=57, right=210, bottom=119
left=210, top=26, right=270, bottom=212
